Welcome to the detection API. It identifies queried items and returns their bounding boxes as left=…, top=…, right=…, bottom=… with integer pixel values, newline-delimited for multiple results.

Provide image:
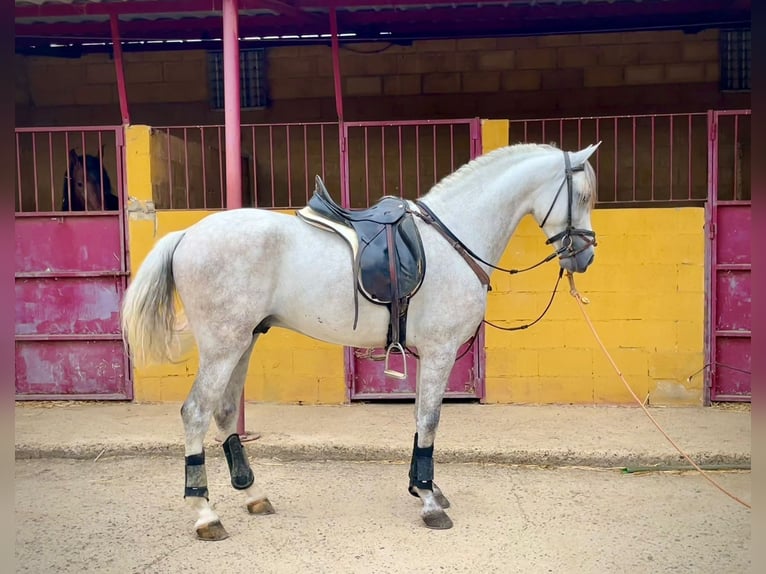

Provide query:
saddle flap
left=357, top=214, right=425, bottom=304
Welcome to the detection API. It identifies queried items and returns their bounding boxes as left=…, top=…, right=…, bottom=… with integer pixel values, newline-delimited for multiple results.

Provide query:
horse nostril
left=587, top=253, right=594, bottom=266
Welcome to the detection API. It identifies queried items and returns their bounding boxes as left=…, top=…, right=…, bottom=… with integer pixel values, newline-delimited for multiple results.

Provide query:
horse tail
left=121, top=230, right=187, bottom=367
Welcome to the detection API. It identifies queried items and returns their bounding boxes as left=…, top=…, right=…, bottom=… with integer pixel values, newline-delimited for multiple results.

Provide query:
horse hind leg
left=213, top=335, right=276, bottom=517
left=181, top=335, right=254, bottom=541
left=408, top=351, right=455, bottom=530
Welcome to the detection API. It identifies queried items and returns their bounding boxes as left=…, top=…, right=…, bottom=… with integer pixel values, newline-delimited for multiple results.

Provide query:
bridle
left=539, top=150, right=597, bottom=264
left=415, top=150, right=596, bottom=280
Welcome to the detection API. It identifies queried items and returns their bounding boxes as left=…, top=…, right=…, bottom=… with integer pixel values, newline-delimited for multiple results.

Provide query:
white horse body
left=122, top=142, right=600, bottom=539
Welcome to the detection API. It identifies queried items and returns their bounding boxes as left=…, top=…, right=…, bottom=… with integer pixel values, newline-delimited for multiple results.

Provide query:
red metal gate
left=340, top=119, right=485, bottom=400
left=706, top=110, right=751, bottom=402
left=15, top=127, right=131, bottom=400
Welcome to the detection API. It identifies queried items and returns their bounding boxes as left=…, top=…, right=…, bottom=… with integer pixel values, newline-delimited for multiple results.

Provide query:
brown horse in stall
left=62, top=148, right=119, bottom=211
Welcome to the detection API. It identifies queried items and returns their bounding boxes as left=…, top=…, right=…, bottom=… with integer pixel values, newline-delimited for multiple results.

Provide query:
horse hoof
left=432, top=483, right=451, bottom=509
left=434, top=491, right=451, bottom=509
left=423, top=510, right=453, bottom=530
left=196, top=521, right=229, bottom=541
left=247, top=498, right=276, bottom=515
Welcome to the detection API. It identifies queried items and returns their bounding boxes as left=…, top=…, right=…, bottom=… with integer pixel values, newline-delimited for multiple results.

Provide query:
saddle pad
left=296, top=205, right=360, bottom=261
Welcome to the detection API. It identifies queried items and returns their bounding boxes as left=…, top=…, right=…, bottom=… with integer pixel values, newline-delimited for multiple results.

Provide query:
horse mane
left=427, top=142, right=597, bottom=207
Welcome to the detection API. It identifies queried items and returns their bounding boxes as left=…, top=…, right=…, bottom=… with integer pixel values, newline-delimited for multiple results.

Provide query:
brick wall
left=16, top=29, right=748, bottom=128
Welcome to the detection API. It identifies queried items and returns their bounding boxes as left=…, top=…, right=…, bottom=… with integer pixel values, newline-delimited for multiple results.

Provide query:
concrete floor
left=15, top=456, right=750, bottom=574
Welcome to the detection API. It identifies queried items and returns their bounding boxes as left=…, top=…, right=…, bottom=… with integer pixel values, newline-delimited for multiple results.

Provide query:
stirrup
left=383, top=342, right=408, bottom=380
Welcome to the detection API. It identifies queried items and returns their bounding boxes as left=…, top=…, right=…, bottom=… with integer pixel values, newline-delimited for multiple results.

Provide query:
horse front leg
left=408, top=351, right=456, bottom=529
left=213, top=336, right=276, bottom=517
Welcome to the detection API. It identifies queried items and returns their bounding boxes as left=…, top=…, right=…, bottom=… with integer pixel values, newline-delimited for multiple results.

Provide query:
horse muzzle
left=558, top=233, right=596, bottom=273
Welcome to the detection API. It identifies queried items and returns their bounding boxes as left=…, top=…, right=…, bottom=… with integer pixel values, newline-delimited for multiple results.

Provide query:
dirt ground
left=15, top=456, right=750, bottom=574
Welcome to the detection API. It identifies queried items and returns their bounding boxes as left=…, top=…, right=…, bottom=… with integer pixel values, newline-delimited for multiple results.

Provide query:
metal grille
left=342, top=119, right=480, bottom=208
left=151, top=123, right=340, bottom=209
left=509, top=113, right=710, bottom=207
left=208, top=48, right=268, bottom=110
left=720, top=29, right=750, bottom=91
left=15, top=127, right=122, bottom=214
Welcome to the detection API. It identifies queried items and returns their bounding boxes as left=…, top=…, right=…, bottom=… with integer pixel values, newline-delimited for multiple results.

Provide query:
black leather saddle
left=296, top=176, right=426, bottom=379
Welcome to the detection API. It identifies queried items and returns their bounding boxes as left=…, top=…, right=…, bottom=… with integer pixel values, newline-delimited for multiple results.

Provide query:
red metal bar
left=688, top=115, right=693, bottom=200
left=559, top=119, right=563, bottom=148
left=329, top=5, right=347, bottom=208
left=16, top=132, right=23, bottom=211
left=631, top=116, right=636, bottom=200
left=668, top=116, right=673, bottom=200
left=64, top=132, right=73, bottom=211
left=201, top=127, right=208, bottom=209
left=612, top=117, right=617, bottom=200
left=98, top=131, right=105, bottom=210
left=269, top=126, right=275, bottom=207
left=398, top=126, right=403, bottom=197
left=223, top=0, right=242, bottom=211
left=303, top=124, right=309, bottom=204
left=81, top=131, right=89, bottom=212
left=217, top=127, right=224, bottom=207
left=594, top=119, right=600, bottom=196
left=329, top=7, right=344, bottom=124
left=577, top=119, right=582, bottom=148
left=364, top=126, right=370, bottom=206
left=166, top=129, right=174, bottom=209
left=651, top=116, right=655, bottom=201
left=183, top=128, right=190, bottom=209
left=285, top=125, right=292, bottom=205
left=733, top=113, right=740, bottom=199
left=48, top=133, right=55, bottom=210
left=31, top=132, right=39, bottom=212
left=252, top=125, right=258, bottom=207
left=381, top=126, right=386, bottom=197
left=449, top=124, right=455, bottom=171
left=415, top=125, right=420, bottom=197
left=432, top=124, right=437, bottom=185
left=320, top=124, right=326, bottom=181
left=109, top=14, right=130, bottom=125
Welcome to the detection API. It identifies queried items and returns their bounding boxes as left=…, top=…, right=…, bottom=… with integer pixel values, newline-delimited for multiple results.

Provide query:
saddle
left=296, top=176, right=426, bottom=379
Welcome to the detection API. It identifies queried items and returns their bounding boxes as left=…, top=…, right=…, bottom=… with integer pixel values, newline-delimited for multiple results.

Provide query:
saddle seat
left=296, top=176, right=427, bottom=379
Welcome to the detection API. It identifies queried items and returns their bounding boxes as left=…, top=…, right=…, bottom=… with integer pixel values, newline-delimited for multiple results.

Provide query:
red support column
left=109, top=14, right=130, bottom=125
left=329, top=6, right=348, bottom=208
left=222, top=0, right=257, bottom=442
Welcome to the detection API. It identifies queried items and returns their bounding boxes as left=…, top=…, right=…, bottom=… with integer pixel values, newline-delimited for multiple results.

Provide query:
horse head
left=62, top=148, right=116, bottom=211
left=532, top=143, right=600, bottom=274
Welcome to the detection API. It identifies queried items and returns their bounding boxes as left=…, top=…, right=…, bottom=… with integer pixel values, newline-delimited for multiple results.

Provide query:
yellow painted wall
left=126, top=123, right=705, bottom=406
left=125, top=125, right=346, bottom=404
left=481, top=119, right=704, bottom=406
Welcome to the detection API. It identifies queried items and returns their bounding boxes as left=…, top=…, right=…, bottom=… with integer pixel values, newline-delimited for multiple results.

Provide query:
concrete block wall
left=16, top=29, right=748, bottom=128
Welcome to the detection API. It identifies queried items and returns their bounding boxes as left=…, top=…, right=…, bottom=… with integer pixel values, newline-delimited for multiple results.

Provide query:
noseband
left=539, top=151, right=597, bottom=261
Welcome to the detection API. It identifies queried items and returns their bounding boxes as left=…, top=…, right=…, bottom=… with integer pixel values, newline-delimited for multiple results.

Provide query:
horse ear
left=69, top=148, right=80, bottom=165
left=570, top=141, right=601, bottom=165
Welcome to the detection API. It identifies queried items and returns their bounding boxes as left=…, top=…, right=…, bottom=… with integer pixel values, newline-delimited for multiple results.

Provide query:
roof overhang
left=15, top=0, right=752, bottom=55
